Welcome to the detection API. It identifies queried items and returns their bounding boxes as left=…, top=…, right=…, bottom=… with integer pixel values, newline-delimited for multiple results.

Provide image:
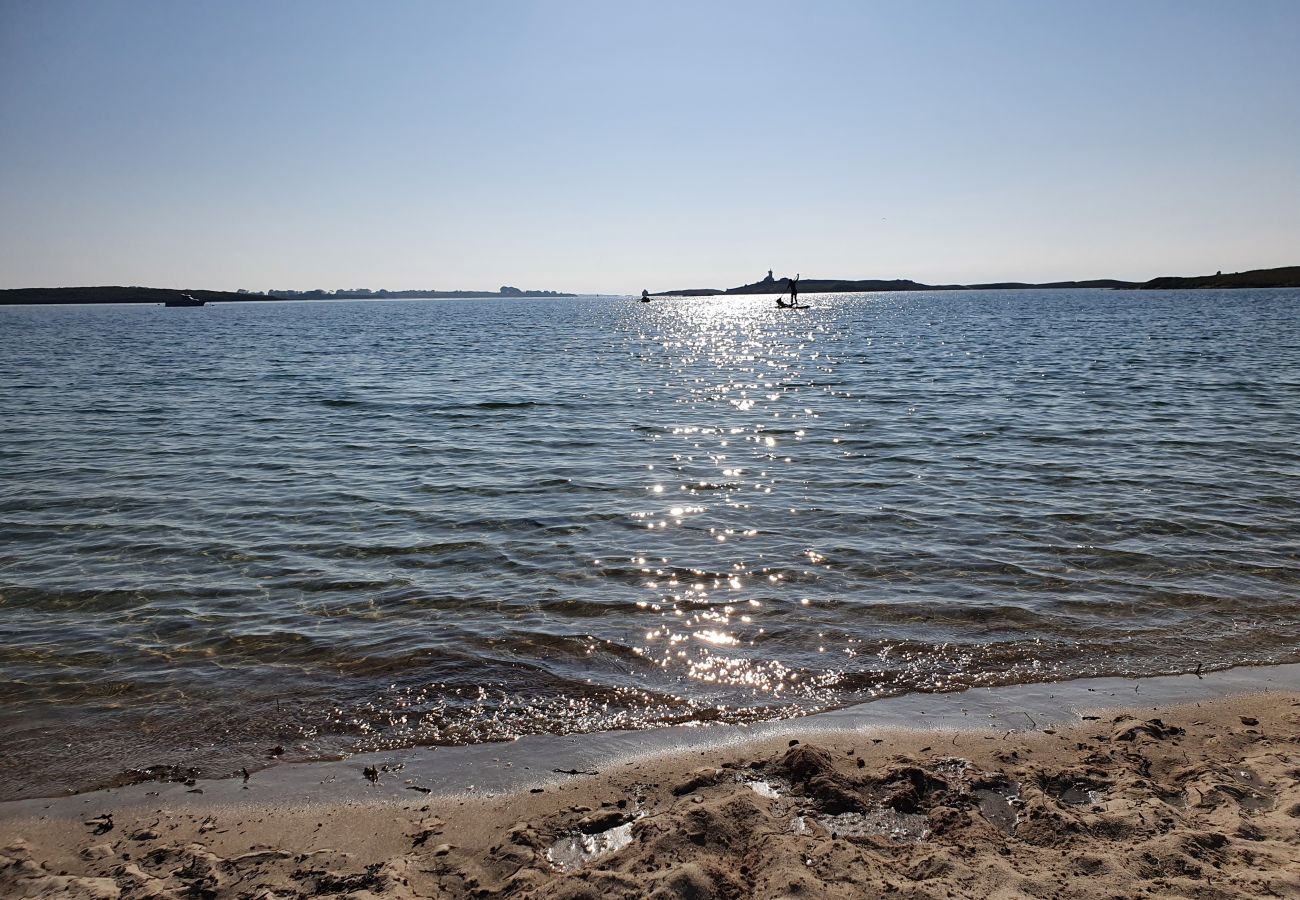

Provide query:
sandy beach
left=3, top=682, right=1298, bottom=899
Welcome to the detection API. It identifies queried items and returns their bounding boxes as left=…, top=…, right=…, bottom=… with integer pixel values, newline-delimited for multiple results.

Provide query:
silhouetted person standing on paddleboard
left=788, top=274, right=800, bottom=307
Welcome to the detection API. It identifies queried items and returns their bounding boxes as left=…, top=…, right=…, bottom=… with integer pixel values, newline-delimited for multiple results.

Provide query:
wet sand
left=3, top=683, right=1299, bottom=898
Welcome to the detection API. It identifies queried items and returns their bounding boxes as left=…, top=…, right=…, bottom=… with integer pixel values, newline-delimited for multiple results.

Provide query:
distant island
left=653, top=265, right=1300, bottom=296
left=0, top=285, right=576, bottom=305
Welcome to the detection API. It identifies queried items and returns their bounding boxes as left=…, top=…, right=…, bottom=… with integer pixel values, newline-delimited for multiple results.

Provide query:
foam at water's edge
left=3, top=661, right=1297, bottom=822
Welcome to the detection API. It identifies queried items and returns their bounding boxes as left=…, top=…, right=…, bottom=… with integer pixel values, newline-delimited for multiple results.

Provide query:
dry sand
left=3, top=690, right=1298, bottom=899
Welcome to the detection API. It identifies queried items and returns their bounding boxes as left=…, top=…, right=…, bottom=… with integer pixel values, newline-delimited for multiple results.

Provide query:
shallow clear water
left=1, top=290, right=1297, bottom=799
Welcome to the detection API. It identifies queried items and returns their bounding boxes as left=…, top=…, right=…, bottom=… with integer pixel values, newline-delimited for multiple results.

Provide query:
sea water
left=1, top=289, right=1297, bottom=799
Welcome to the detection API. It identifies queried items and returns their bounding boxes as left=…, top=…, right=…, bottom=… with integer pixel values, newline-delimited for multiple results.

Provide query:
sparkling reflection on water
left=1, top=290, right=1298, bottom=798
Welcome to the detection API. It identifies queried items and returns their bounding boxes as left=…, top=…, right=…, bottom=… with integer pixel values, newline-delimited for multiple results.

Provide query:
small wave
left=468, top=399, right=542, bottom=410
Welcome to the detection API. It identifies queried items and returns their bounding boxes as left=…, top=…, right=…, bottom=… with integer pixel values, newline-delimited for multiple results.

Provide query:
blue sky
left=2, top=0, right=1297, bottom=292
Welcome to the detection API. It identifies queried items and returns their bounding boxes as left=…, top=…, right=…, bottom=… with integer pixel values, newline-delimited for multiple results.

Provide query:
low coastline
left=651, top=264, right=1300, bottom=296
left=4, top=664, right=1298, bottom=898
left=0, top=287, right=579, bottom=305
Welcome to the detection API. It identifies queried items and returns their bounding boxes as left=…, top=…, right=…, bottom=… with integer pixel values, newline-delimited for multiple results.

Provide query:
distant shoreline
left=3, top=265, right=1297, bottom=305
left=0, top=286, right=578, bottom=306
left=652, top=264, right=1300, bottom=296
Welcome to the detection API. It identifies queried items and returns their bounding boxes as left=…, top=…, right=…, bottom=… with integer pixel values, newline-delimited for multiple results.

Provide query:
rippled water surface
left=2, top=291, right=1298, bottom=799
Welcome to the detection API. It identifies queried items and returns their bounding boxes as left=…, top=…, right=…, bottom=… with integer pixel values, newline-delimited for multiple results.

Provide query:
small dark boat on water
left=165, top=293, right=206, bottom=308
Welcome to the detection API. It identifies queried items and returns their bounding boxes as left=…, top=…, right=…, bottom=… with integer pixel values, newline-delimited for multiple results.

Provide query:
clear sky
left=2, top=0, right=1298, bottom=293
